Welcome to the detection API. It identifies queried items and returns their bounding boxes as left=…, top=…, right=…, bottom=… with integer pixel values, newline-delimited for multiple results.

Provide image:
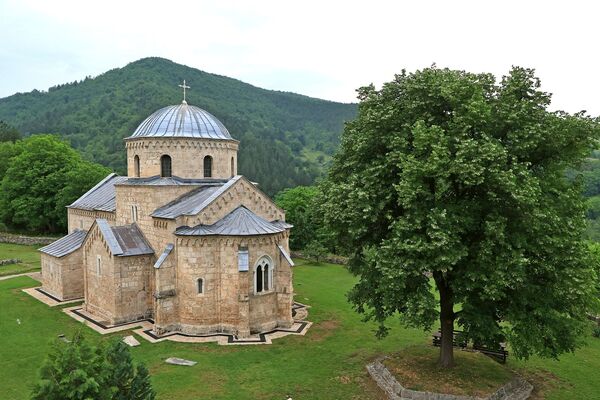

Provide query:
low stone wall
left=367, top=358, right=533, bottom=400
left=290, top=251, right=348, bottom=265
left=0, top=258, right=21, bottom=266
left=0, top=232, right=57, bottom=246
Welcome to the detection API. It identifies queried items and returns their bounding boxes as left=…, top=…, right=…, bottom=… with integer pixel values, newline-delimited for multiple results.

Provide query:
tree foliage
left=0, top=57, right=356, bottom=195
left=0, top=120, right=20, bottom=142
left=0, top=135, right=110, bottom=233
left=275, top=185, right=320, bottom=250
left=31, top=333, right=155, bottom=400
left=319, top=66, right=600, bottom=367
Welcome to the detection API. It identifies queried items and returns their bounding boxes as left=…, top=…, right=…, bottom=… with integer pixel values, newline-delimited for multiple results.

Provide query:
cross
left=178, top=80, right=190, bottom=102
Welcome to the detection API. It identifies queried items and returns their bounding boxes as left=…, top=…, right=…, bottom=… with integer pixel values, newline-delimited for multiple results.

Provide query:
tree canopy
left=319, top=66, right=600, bottom=367
left=0, top=135, right=110, bottom=233
left=275, top=185, right=320, bottom=250
left=0, top=120, right=20, bottom=142
left=31, top=333, right=155, bottom=400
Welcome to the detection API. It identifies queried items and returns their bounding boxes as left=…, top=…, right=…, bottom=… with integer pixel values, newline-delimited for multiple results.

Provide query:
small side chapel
left=39, top=87, right=295, bottom=338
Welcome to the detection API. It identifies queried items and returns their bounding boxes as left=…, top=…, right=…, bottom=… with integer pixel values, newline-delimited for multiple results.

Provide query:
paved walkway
left=0, top=271, right=41, bottom=281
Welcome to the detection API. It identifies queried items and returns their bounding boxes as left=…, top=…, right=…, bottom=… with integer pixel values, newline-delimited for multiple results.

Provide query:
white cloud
left=1, top=0, right=599, bottom=114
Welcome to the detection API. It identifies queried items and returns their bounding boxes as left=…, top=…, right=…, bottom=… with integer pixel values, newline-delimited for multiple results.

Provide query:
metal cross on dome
left=178, top=80, right=190, bottom=103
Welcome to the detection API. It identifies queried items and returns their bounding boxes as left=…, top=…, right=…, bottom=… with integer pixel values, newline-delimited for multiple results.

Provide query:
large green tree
left=0, top=135, right=110, bottom=233
left=275, top=185, right=320, bottom=250
left=319, top=66, right=600, bottom=368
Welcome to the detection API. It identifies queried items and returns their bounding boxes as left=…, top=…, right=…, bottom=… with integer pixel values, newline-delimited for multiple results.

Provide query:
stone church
left=39, top=98, right=295, bottom=338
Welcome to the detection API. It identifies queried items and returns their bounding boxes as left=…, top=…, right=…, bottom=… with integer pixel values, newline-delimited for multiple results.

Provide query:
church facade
left=39, top=100, right=295, bottom=338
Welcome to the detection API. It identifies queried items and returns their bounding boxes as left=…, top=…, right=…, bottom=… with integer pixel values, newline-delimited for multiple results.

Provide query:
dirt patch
left=308, top=319, right=340, bottom=341
left=382, top=345, right=516, bottom=398
left=518, top=369, right=564, bottom=400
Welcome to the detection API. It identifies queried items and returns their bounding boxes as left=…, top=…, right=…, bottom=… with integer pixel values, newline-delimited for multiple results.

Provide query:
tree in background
left=0, top=135, right=110, bottom=233
left=320, top=66, right=600, bottom=368
left=0, top=120, right=20, bottom=142
left=275, top=186, right=320, bottom=250
left=32, top=333, right=155, bottom=400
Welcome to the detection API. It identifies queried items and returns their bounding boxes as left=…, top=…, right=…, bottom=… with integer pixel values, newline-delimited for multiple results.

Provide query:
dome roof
left=127, top=102, right=232, bottom=140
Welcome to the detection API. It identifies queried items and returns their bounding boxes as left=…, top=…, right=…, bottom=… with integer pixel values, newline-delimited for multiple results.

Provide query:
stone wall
left=41, top=250, right=84, bottom=301
left=113, top=254, right=155, bottom=323
left=83, top=226, right=117, bottom=324
left=170, top=232, right=293, bottom=337
left=67, top=208, right=116, bottom=233
left=125, top=138, right=239, bottom=179
left=0, top=232, right=56, bottom=246
left=115, top=184, right=190, bottom=253
left=83, top=223, right=155, bottom=325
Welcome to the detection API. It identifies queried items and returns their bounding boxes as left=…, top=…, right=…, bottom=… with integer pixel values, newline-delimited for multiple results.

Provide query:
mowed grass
left=0, top=249, right=598, bottom=399
left=0, top=243, right=41, bottom=276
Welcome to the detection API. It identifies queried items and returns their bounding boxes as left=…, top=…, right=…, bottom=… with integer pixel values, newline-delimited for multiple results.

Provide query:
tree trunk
left=434, top=272, right=455, bottom=368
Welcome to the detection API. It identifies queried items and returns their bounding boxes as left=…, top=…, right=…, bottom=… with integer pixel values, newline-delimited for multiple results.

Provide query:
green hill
left=0, top=57, right=357, bottom=195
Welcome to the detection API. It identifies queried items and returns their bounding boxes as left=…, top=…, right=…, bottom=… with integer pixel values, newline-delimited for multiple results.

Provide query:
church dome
left=128, top=102, right=233, bottom=140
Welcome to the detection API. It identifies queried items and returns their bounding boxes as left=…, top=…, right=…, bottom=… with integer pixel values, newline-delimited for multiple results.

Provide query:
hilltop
left=0, top=57, right=357, bottom=195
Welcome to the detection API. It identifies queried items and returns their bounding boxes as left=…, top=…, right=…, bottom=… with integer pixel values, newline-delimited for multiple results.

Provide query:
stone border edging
left=366, top=357, right=533, bottom=400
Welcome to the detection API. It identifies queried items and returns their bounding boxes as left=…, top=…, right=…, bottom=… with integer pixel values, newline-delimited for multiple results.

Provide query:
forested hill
left=0, top=57, right=357, bottom=195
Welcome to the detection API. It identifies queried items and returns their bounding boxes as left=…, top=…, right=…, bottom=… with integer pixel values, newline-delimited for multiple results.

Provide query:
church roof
left=151, top=175, right=241, bottom=219
left=118, top=176, right=228, bottom=187
left=127, top=103, right=233, bottom=140
left=68, top=173, right=128, bottom=212
left=39, top=229, right=87, bottom=258
left=96, top=220, right=154, bottom=257
left=175, top=206, right=286, bottom=236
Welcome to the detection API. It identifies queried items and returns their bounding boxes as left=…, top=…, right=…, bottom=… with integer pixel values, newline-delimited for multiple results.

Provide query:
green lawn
left=0, top=254, right=598, bottom=399
left=0, top=243, right=41, bottom=276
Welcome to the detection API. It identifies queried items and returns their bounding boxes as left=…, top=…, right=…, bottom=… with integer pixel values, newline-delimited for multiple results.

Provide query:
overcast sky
left=1, top=0, right=598, bottom=114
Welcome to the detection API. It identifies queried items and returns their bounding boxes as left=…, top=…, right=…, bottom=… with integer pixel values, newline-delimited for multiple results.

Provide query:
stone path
left=22, top=287, right=83, bottom=307
left=22, top=283, right=313, bottom=346
left=0, top=271, right=41, bottom=281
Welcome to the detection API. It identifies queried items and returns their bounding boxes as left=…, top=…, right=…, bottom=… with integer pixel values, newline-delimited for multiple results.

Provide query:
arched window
left=230, top=157, right=235, bottom=177
left=203, top=155, right=212, bottom=178
left=197, top=278, right=204, bottom=294
left=161, top=155, right=172, bottom=177
left=134, top=155, right=140, bottom=177
left=254, top=256, right=273, bottom=294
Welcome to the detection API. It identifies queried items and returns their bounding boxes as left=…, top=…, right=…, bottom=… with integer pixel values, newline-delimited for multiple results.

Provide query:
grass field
left=0, top=243, right=41, bottom=277
left=0, top=245, right=599, bottom=399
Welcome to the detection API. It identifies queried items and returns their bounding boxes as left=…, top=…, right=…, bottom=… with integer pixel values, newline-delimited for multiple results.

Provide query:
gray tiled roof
left=154, top=244, right=174, bottom=269
left=39, top=230, right=87, bottom=258
left=95, top=219, right=154, bottom=257
left=68, top=173, right=128, bottom=212
left=126, top=103, right=234, bottom=140
left=151, top=175, right=241, bottom=219
left=117, top=176, right=228, bottom=187
left=271, top=220, right=293, bottom=230
left=278, top=245, right=295, bottom=267
left=176, top=206, right=286, bottom=237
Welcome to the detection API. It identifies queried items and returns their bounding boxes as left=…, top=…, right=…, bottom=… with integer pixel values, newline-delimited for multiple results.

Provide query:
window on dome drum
left=254, top=257, right=272, bottom=293
left=197, top=278, right=204, bottom=294
left=203, top=156, right=213, bottom=178
left=161, top=155, right=172, bottom=177
left=231, top=157, right=234, bottom=177
left=134, top=155, right=140, bottom=177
